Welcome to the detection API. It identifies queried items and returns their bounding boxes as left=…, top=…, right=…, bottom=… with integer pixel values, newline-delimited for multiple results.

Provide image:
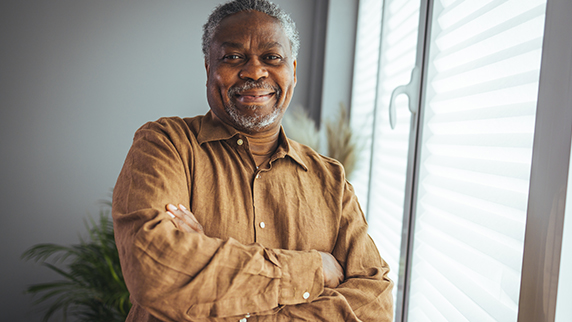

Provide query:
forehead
left=212, top=11, right=290, bottom=51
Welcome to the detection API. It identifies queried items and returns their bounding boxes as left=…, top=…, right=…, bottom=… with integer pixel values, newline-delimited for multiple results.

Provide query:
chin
left=225, top=103, right=283, bottom=133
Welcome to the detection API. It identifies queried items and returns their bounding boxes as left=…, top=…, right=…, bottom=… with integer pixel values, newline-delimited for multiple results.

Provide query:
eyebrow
left=220, top=41, right=285, bottom=51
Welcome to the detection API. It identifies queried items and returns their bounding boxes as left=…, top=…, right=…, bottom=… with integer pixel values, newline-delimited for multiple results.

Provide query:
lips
left=227, top=81, right=281, bottom=106
left=235, top=91, right=275, bottom=104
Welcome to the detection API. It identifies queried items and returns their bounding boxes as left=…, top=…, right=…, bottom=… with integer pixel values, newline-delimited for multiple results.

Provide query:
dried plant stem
left=325, top=102, right=359, bottom=178
left=282, top=103, right=361, bottom=179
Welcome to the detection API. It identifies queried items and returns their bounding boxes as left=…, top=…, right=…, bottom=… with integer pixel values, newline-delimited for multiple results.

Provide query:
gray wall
left=0, top=0, right=358, bottom=320
left=321, top=0, right=358, bottom=123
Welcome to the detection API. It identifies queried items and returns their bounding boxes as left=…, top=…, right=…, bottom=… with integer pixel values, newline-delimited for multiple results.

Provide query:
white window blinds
left=350, top=0, right=549, bottom=321
left=406, top=0, right=547, bottom=321
left=350, top=0, right=421, bottom=312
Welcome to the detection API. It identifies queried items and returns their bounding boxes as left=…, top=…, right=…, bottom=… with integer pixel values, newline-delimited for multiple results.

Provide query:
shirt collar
left=196, top=111, right=239, bottom=144
left=273, top=128, right=309, bottom=171
left=196, top=110, right=308, bottom=171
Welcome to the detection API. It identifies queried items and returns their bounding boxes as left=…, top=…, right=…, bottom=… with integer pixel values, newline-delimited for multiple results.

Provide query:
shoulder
left=287, top=138, right=347, bottom=184
left=134, top=115, right=203, bottom=144
left=137, top=115, right=201, bottom=135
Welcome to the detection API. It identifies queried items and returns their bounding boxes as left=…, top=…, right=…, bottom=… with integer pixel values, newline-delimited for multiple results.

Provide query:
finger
left=167, top=204, right=193, bottom=224
left=177, top=204, right=204, bottom=233
left=175, top=217, right=198, bottom=233
left=169, top=212, right=200, bottom=234
left=166, top=204, right=194, bottom=229
left=321, top=252, right=344, bottom=288
left=178, top=204, right=199, bottom=223
left=166, top=204, right=204, bottom=234
left=175, top=205, right=204, bottom=234
left=167, top=211, right=195, bottom=232
left=334, top=257, right=344, bottom=284
left=167, top=211, right=195, bottom=233
left=336, top=267, right=344, bottom=285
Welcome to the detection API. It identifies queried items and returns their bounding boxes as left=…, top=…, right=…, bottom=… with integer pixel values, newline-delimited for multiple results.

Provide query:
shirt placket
left=232, top=136, right=259, bottom=245
left=233, top=135, right=272, bottom=246
left=253, top=164, right=274, bottom=246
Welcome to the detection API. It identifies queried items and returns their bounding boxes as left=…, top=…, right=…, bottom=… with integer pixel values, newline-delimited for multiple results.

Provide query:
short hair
left=202, top=0, right=300, bottom=61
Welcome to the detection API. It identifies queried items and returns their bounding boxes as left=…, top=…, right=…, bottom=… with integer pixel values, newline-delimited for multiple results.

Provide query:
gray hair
left=202, top=0, right=300, bottom=60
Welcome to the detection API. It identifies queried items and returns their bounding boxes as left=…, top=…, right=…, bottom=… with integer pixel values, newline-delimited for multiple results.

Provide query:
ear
left=293, top=59, right=297, bottom=86
left=204, top=58, right=210, bottom=85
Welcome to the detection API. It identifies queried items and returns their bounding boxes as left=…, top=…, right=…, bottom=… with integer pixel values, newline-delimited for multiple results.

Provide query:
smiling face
left=205, top=10, right=297, bottom=134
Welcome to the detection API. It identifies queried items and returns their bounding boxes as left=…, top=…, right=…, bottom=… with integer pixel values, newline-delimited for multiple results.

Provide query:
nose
left=239, top=57, right=268, bottom=81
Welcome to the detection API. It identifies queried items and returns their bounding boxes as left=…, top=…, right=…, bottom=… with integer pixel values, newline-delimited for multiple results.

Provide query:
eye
left=264, top=54, right=283, bottom=65
left=223, top=54, right=243, bottom=61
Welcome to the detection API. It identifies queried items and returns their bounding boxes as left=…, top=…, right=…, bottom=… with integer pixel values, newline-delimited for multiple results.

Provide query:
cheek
left=208, top=74, right=230, bottom=98
left=281, top=74, right=296, bottom=97
left=208, top=64, right=229, bottom=84
left=210, top=73, right=224, bottom=89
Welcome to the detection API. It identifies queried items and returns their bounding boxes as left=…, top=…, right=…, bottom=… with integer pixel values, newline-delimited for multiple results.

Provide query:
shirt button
left=237, top=139, right=244, bottom=146
left=259, top=222, right=266, bottom=228
left=245, top=314, right=251, bottom=318
left=303, top=292, right=310, bottom=299
left=239, top=319, right=247, bottom=322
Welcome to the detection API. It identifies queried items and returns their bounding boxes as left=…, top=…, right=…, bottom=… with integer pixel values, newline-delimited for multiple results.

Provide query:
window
left=350, top=0, right=420, bottom=308
left=350, top=0, right=572, bottom=321
left=555, top=138, right=572, bottom=322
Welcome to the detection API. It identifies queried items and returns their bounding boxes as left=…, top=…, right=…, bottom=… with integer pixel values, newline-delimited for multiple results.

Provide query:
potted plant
left=22, top=202, right=131, bottom=322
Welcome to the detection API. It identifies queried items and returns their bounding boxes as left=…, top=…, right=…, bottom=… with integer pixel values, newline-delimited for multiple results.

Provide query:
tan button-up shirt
left=112, top=112, right=393, bottom=321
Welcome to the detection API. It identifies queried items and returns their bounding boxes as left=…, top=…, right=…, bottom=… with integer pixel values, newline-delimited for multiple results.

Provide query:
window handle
left=389, top=66, right=420, bottom=129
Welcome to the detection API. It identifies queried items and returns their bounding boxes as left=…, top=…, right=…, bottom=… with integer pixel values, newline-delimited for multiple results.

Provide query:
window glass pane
left=350, top=0, right=383, bottom=203
left=407, top=0, right=547, bottom=321
left=555, top=138, right=572, bottom=322
left=350, top=0, right=421, bottom=315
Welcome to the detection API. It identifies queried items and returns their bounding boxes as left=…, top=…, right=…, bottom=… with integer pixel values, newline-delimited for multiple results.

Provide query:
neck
left=210, top=111, right=281, bottom=166
left=244, top=128, right=280, bottom=167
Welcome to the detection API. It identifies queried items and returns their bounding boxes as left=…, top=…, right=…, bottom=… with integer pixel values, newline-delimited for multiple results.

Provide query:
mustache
left=227, top=80, right=281, bottom=98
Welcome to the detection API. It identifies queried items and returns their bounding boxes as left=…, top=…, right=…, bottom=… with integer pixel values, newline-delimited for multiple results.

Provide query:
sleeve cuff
left=274, top=249, right=324, bottom=305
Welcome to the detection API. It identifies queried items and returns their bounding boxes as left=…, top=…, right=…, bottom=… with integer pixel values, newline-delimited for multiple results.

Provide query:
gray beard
left=225, top=80, right=283, bottom=132
left=224, top=101, right=282, bottom=132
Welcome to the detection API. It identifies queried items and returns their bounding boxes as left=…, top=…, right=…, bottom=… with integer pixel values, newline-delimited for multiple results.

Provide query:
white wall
left=0, top=0, right=327, bottom=320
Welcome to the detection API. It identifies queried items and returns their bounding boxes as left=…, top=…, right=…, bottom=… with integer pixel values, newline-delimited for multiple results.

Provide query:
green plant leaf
left=22, top=203, right=131, bottom=322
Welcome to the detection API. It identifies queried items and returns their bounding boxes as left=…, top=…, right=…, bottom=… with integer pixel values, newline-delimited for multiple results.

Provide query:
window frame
left=350, top=0, right=572, bottom=320
left=516, top=0, right=572, bottom=320
left=393, top=0, right=430, bottom=320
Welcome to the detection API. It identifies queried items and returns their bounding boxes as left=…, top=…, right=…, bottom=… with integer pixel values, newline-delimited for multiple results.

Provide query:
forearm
left=273, top=179, right=395, bottom=322
left=277, top=263, right=393, bottom=322
left=114, top=203, right=391, bottom=322
left=157, top=204, right=390, bottom=322
left=114, top=208, right=325, bottom=321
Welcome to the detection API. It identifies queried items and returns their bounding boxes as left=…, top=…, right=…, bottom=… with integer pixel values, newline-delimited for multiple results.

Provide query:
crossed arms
left=166, top=203, right=344, bottom=289
left=112, top=118, right=393, bottom=321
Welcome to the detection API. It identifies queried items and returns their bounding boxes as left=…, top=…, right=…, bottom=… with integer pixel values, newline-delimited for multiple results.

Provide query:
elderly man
left=112, top=0, right=393, bottom=321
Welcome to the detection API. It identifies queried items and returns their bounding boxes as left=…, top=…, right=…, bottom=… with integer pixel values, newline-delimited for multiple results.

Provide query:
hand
left=166, top=204, right=204, bottom=234
left=319, top=251, right=344, bottom=288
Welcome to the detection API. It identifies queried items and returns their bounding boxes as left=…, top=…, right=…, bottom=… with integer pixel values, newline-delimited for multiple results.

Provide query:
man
left=112, top=0, right=393, bottom=321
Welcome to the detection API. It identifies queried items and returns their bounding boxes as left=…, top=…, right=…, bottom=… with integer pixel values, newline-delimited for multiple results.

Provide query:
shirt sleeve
left=276, top=181, right=394, bottom=321
left=112, top=121, right=324, bottom=322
